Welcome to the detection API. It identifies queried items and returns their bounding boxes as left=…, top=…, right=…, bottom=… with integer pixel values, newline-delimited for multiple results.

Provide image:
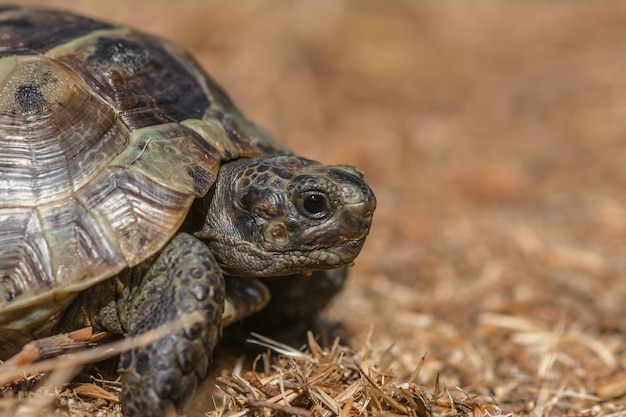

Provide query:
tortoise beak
left=331, top=164, right=376, bottom=242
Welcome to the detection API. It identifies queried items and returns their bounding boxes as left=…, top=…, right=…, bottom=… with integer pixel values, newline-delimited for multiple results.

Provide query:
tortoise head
left=196, top=155, right=376, bottom=276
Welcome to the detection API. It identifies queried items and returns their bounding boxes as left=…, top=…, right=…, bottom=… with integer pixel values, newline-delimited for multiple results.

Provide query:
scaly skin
left=231, top=268, right=349, bottom=344
left=198, top=155, right=376, bottom=276
left=55, top=154, right=375, bottom=417
left=55, top=234, right=234, bottom=416
left=0, top=8, right=376, bottom=417
left=118, top=233, right=224, bottom=416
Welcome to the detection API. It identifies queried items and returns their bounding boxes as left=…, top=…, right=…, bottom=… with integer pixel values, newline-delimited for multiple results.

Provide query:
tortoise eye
left=297, top=191, right=330, bottom=219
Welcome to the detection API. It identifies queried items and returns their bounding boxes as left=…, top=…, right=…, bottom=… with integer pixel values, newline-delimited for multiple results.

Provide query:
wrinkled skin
left=229, top=267, right=350, bottom=346
left=56, top=155, right=375, bottom=416
left=199, top=156, right=374, bottom=276
left=0, top=7, right=376, bottom=417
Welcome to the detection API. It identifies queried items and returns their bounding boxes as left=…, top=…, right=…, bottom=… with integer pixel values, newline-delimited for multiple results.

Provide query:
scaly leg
left=118, top=233, right=225, bottom=417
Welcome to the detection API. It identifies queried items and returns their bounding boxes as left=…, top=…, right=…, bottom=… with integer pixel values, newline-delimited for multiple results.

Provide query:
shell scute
left=0, top=6, right=293, bottom=336
left=89, top=35, right=152, bottom=73
left=37, top=197, right=125, bottom=284
left=111, top=123, right=222, bottom=197
left=0, top=55, right=129, bottom=207
left=0, top=7, right=114, bottom=57
left=75, top=167, right=192, bottom=267
left=0, top=207, right=52, bottom=302
left=48, top=28, right=211, bottom=130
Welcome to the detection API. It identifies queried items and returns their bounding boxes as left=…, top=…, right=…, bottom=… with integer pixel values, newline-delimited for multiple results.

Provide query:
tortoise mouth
left=274, top=235, right=368, bottom=274
left=202, top=234, right=368, bottom=277
left=324, top=236, right=368, bottom=266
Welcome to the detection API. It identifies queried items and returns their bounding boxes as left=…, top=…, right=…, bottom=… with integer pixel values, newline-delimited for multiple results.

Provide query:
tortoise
left=0, top=6, right=376, bottom=417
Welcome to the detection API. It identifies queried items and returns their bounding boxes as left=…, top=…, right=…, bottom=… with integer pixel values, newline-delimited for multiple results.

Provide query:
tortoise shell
left=0, top=6, right=289, bottom=332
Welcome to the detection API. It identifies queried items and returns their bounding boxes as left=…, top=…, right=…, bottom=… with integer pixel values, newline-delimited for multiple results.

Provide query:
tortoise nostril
left=0, top=8, right=377, bottom=416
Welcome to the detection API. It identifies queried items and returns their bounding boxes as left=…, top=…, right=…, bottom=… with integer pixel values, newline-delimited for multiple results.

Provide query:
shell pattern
left=0, top=7, right=289, bottom=331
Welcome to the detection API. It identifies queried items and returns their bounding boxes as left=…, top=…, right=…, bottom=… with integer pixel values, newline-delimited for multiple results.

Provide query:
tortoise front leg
left=118, top=233, right=225, bottom=417
left=231, top=268, right=348, bottom=344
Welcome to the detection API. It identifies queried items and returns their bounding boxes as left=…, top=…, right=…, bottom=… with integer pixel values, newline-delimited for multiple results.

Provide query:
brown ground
left=3, top=1, right=626, bottom=416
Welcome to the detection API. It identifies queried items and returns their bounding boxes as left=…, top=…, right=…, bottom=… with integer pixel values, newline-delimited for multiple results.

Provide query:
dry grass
left=210, top=333, right=510, bottom=417
left=2, top=0, right=626, bottom=416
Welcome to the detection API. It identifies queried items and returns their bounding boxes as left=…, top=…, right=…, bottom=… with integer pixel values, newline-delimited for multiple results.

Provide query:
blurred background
left=9, top=1, right=626, bottom=415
